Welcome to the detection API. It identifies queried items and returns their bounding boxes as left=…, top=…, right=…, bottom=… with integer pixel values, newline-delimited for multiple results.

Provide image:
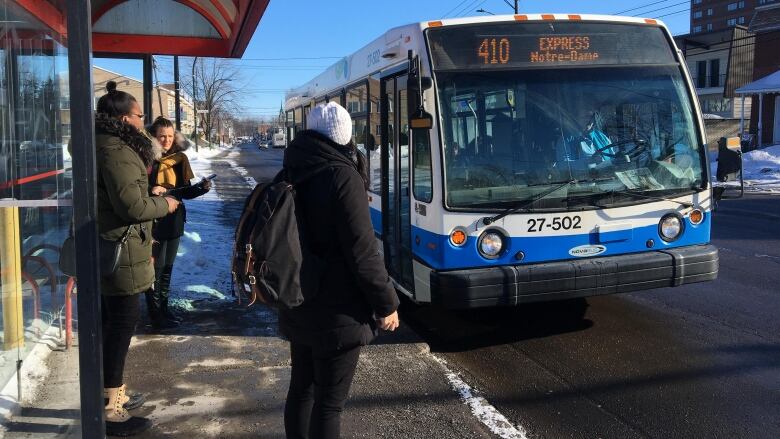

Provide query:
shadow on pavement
left=400, top=296, right=593, bottom=353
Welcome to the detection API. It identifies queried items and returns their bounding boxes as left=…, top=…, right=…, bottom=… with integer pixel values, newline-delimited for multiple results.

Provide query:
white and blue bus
left=285, top=14, right=718, bottom=308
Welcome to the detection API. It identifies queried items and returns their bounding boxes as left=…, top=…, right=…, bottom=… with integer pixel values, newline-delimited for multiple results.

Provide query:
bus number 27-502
left=527, top=216, right=582, bottom=232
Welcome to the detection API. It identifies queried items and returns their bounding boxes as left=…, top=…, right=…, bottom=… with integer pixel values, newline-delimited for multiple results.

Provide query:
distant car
left=258, top=141, right=269, bottom=149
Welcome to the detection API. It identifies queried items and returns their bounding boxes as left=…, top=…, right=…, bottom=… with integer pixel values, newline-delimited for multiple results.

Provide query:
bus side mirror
left=410, top=108, right=433, bottom=130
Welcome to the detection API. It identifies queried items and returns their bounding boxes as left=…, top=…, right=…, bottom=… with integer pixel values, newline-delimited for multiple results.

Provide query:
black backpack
left=231, top=166, right=337, bottom=308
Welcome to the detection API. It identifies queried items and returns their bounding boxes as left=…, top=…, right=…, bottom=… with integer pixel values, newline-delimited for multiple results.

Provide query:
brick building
left=690, top=0, right=777, bottom=34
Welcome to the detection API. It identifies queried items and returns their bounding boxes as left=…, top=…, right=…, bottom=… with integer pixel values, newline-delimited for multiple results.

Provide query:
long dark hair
left=96, top=81, right=137, bottom=118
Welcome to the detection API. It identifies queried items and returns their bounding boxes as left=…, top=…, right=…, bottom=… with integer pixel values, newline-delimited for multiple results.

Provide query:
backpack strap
left=232, top=183, right=270, bottom=305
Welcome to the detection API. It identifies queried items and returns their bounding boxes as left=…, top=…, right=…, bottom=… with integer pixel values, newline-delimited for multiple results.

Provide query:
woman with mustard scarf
left=147, top=116, right=211, bottom=328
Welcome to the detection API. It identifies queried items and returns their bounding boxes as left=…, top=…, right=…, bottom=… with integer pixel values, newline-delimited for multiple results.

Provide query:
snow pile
left=225, top=150, right=258, bottom=189
left=742, top=145, right=780, bottom=191
left=711, top=144, right=780, bottom=193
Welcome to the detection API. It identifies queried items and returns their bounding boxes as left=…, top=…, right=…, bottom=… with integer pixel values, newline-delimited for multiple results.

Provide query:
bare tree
left=186, top=58, right=242, bottom=146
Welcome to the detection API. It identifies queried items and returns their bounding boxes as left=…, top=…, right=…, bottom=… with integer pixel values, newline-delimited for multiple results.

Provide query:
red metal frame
left=229, top=0, right=269, bottom=58
left=13, top=0, right=264, bottom=58
left=93, top=33, right=229, bottom=57
left=13, top=0, right=67, bottom=37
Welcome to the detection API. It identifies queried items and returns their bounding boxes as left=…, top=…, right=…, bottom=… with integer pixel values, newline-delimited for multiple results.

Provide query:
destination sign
left=428, top=22, right=675, bottom=70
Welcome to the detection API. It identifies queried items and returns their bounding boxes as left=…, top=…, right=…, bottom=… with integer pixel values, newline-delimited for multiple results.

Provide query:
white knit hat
left=308, top=102, right=353, bottom=146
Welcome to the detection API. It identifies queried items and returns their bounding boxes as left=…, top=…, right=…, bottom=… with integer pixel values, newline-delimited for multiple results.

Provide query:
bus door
left=381, top=74, right=414, bottom=291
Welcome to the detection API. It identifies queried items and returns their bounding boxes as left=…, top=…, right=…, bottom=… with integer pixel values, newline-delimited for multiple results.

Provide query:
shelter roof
left=14, top=0, right=269, bottom=57
left=736, top=70, right=780, bottom=94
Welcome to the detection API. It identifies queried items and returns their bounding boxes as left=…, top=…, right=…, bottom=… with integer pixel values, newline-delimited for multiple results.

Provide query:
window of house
left=694, top=0, right=702, bottom=4
left=727, top=18, right=737, bottom=26
left=738, top=1, right=744, bottom=8
left=709, top=59, right=720, bottom=87
left=693, top=25, right=703, bottom=33
left=693, top=10, right=703, bottom=19
left=707, top=8, right=714, bottom=16
left=697, top=60, right=707, bottom=88
left=727, top=2, right=738, bottom=11
left=738, top=16, right=745, bottom=24
left=707, top=23, right=713, bottom=31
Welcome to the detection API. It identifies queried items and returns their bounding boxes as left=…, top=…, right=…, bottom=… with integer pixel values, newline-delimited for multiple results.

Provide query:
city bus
left=284, top=14, right=718, bottom=308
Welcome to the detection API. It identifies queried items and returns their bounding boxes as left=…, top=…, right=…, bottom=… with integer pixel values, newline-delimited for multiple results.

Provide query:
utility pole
left=515, top=0, right=518, bottom=14
left=192, top=57, right=198, bottom=152
left=174, top=56, right=181, bottom=131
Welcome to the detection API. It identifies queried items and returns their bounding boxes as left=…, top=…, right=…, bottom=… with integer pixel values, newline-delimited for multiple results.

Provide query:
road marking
left=430, top=354, right=529, bottom=439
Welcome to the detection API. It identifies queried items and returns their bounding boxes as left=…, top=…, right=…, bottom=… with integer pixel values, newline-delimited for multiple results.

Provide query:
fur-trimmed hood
left=95, top=113, right=162, bottom=166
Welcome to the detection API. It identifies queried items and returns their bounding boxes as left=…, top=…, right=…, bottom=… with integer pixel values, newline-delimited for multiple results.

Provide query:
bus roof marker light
left=514, top=15, right=528, bottom=21
left=568, top=15, right=582, bottom=20
left=645, top=19, right=658, bottom=25
left=541, top=14, right=555, bottom=21
left=428, top=21, right=443, bottom=28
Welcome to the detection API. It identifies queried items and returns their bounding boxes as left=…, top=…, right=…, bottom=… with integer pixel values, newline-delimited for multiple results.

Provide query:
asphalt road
left=234, top=142, right=779, bottom=439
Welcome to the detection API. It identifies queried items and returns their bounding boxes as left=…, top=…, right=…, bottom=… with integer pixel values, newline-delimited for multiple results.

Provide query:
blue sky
left=95, top=0, right=692, bottom=120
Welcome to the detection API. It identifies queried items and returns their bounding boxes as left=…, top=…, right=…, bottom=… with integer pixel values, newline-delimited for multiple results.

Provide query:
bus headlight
left=659, top=214, right=684, bottom=242
left=478, top=230, right=505, bottom=259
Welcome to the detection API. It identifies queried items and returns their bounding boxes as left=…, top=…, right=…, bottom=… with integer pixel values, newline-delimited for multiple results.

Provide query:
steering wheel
left=593, top=138, right=649, bottom=160
left=470, top=165, right=512, bottom=186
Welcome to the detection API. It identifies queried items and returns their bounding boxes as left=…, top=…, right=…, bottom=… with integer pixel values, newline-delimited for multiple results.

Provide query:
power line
left=655, top=8, right=690, bottom=19
left=456, top=0, right=488, bottom=18
left=443, top=0, right=471, bottom=18
left=632, top=1, right=690, bottom=17
left=614, top=0, right=677, bottom=16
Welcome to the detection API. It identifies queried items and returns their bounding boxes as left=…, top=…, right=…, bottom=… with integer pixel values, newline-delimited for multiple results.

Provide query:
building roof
left=13, top=0, right=269, bottom=57
left=749, top=4, right=780, bottom=33
left=735, top=70, right=780, bottom=94
left=673, top=26, right=750, bottom=50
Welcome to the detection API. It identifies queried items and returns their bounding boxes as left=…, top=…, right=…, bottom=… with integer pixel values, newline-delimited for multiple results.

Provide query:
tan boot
left=104, top=387, right=152, bottom=436
left=104, top=387, right=131, bottom=422
left=117, top=384, right=145, bottom=410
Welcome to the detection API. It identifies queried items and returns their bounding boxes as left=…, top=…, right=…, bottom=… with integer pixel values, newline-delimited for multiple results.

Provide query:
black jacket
left=279, top=130, right=399, bottom=351
left=150, top=152, right=208, bottom=241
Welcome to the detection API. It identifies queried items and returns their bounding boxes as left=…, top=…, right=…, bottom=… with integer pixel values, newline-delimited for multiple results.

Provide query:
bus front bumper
left=430, top=244, right=718, bottom=309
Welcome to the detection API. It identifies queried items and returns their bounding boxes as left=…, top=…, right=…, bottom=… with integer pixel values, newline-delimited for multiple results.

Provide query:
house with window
left=675, top=26, right=755, bottom=142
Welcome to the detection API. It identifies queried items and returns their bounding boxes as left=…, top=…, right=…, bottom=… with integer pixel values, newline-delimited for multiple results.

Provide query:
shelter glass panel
left=1, top=0, right=80, bottom=425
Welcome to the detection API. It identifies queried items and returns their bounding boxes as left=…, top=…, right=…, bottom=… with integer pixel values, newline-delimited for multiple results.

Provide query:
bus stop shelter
left=736, top=70, right=780, bottom=148
left=2, top=1, right=269, bottom=436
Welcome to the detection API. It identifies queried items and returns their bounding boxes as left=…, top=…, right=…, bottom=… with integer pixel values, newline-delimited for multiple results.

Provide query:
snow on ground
left=711, top=144, right=780, bottom=193
left=225, top=150, right=258, bottom=189
left=170, top=146, right=235, bottom=309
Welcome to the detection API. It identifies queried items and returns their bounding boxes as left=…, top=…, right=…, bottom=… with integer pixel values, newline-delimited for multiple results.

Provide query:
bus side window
left=412, top=129, right=433, bottom=203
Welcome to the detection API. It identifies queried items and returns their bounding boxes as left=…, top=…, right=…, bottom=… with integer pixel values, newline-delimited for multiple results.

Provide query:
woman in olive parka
left=94, top=81, right=179, bottom=436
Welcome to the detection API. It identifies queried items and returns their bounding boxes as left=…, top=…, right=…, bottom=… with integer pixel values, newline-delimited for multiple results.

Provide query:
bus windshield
left=428, top=23, right=705, bottom=210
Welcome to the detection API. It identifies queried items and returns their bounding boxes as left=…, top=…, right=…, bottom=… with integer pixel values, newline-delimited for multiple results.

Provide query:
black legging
left=284, top=343, right=361, bottom=439
left=153, top=237, right=180, bottom=283
left=102, top=294, right=141, bottom=388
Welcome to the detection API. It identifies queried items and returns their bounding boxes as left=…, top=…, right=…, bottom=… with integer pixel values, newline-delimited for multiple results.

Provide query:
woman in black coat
left=147, top=117, right=211, bottom=328
left=280, top=102, right=399, bottom=439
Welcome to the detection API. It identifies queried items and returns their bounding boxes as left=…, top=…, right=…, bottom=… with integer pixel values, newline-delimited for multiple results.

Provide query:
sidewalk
left=1, top=146, right=501, bottom=438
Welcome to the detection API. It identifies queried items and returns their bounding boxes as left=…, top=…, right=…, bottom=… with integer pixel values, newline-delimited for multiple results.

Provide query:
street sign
left=197, top=109, right=209, bottom=114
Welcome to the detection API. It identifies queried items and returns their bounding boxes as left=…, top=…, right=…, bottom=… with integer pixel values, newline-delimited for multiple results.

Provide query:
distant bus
left=271, top=128, right=286, bottom=148
left=285, top=14, right=717, bottom=308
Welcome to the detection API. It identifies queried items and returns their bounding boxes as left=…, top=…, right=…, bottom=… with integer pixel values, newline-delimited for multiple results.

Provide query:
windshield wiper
left=482, top=180, right=575, bottom=225
left=607, top=189, right=693, bottom=208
